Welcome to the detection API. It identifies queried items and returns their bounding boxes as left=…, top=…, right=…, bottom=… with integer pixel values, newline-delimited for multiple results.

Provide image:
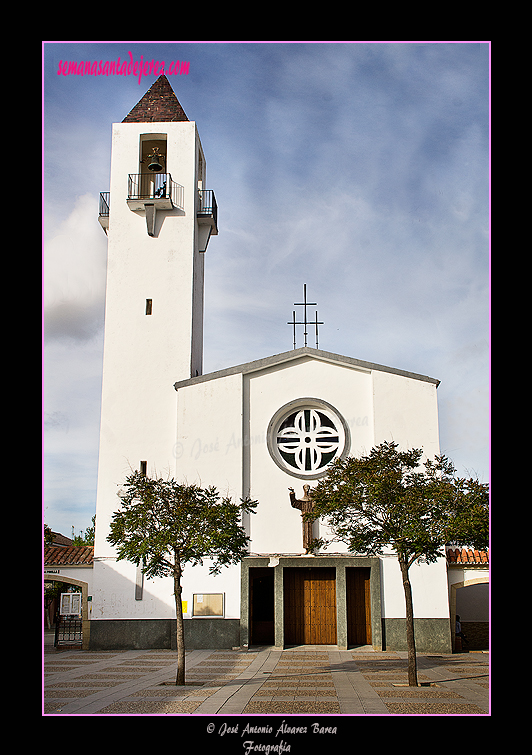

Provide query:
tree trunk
left=399, top=557, right=418, bottom=687
left=174, top=564, right=186, bottom=686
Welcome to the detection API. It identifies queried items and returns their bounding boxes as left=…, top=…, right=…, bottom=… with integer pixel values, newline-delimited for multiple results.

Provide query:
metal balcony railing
left=197, top=189, right=218, bottom=231
left=127, top=173, right=184, bottom=210
left=99, top=192, right=110, bottom=217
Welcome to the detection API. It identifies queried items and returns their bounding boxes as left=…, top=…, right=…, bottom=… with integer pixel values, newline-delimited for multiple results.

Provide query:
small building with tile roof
left=446, top=547, right=489, bottom=651
left=44, top=546, right=94, bottom=649
left=44, top=546, right=94, bottom=590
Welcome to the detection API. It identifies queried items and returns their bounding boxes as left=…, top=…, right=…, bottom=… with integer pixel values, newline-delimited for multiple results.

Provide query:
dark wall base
left=462, top=621, right=489, bottom=650
left=89, top=617, right=452, bottom=653
left=90, top=619, right=450, bottom=653
left=184, top=618, right=240, bottom=649
left=88, top=618, right=240, bottom=651
left=381, top=618, right=452, bottom=654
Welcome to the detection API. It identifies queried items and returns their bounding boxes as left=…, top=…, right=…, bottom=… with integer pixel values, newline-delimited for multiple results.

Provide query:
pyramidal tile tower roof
left=122, top=75, right=189, bottom=123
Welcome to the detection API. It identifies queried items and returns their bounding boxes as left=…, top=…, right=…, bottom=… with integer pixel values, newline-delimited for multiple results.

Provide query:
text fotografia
left=57, top=52, right=189, bottom=84
left=208, top=720, right=338, bottom=752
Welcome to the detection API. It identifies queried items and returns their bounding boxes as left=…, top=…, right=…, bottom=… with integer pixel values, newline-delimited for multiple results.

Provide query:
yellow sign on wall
left=181, top=601, right=187, bottom=614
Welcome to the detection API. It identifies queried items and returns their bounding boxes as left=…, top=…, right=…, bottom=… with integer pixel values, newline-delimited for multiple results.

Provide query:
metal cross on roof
left=288, top=284, right=324, bottom=349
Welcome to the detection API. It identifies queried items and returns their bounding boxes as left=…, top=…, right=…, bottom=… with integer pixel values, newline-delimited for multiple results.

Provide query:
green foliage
left=107, top=472, right=257, bottom=685
left=107, top=472, right=257, bottom=578
left=73, top=515, right=96, bottom=546
left=312, top=441, right=489, bottom=568
left=311, top=441, right=488, bottom=687
left=44, top=524, right=53, bottom=547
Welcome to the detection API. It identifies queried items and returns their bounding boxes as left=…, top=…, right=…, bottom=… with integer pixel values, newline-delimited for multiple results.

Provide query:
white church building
left=90, top=76, right=455, bottom=653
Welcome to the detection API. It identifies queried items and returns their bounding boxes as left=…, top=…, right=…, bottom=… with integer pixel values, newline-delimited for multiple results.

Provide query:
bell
left=147, top=148, right=164, bottom=172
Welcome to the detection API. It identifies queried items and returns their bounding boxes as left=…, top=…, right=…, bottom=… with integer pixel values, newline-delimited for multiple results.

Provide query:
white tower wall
left=93, top=97, right=215, bottom=624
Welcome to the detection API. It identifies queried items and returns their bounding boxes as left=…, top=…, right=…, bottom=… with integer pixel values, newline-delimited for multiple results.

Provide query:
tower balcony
left=98, top=192, right=110, bottom=232
left=126, top=173, right=184, bottom=237
left=97, top=180, right=217, bottom=243
left=197, top=189, right=218, bottom=236
left=127, top=173, right=184, bottom=212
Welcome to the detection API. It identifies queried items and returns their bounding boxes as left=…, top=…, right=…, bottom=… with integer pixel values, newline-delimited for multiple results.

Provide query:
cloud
left=43, top=193, right=107, bottom=342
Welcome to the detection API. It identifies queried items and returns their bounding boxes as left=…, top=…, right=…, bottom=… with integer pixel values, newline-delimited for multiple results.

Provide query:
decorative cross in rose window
left=276, top=408, right=341, bottom=473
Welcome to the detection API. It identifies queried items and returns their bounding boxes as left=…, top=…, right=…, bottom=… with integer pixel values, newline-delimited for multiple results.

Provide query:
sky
left=43, top=42, right=490, bottom=539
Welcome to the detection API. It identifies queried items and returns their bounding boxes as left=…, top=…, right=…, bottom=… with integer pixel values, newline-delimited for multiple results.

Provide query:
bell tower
left=94, top=76, right=218, bottom=561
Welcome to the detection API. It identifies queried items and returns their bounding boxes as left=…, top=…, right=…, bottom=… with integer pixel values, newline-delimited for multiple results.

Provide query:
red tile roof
left=446, top=547, right=489, bottom=565
left=50, top=531, right=74, bottom=547
left=44, top=546, right=94, bottom=566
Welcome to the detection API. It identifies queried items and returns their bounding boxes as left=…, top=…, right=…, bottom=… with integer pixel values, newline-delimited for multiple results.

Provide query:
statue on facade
left=289, top=484, right=317, bottom=553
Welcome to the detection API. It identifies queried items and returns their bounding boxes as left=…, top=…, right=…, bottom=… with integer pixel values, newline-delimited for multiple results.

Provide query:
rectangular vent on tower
left=145, top=299, right=152, bottom=315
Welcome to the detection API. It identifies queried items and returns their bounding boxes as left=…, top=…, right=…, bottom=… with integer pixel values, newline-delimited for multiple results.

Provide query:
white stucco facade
left=172, top=348, right=450, bottom=633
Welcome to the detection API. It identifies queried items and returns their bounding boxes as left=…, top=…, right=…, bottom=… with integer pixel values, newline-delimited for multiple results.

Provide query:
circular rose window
left=267, top=399, right=350, bottom=479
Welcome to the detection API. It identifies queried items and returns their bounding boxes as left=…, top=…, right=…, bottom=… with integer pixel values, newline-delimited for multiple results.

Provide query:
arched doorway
left=449, top=577, right=489, bottom=651
left=43, top=573, right=90, bottom=650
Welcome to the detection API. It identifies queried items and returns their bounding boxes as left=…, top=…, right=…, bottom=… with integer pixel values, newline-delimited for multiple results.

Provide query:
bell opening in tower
left=139, top=134, right=168, bottom=199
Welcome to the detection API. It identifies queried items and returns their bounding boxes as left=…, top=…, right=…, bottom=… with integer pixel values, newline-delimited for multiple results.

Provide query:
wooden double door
left=249, top=564, right=372, bottom=647
left=284, top=567, right=337, bottom=645
left=283, top=566, right=372, bottom=646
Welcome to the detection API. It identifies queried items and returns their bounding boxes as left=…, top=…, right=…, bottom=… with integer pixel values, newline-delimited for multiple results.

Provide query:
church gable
left=174, top=347, right=439, bottom=556
left=173, top=346, right=439, bottom=392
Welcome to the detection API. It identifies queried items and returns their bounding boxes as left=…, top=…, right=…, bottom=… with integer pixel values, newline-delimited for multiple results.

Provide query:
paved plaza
left=43, top=632, right=489, bottom=716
